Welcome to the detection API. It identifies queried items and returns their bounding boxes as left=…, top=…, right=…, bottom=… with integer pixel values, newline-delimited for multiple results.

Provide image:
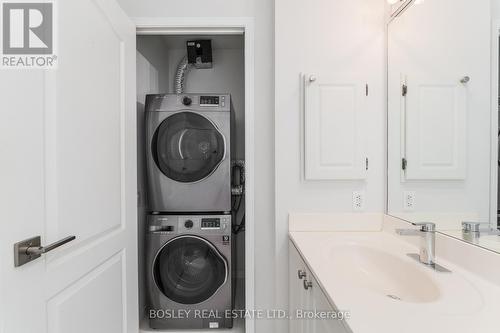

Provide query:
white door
left=304, top=73, right=367, bottom=180
left=0, top=0, right=138, bottom=332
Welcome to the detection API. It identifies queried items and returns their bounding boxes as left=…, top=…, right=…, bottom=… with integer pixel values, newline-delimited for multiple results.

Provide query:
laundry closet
left=136, top=34, right=246, bottom=332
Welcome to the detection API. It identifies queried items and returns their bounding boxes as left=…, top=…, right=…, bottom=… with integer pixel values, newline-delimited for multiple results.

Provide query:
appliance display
left=146, top=214, right=232, bottom=330
left=145, top=94, right=232, bottom=212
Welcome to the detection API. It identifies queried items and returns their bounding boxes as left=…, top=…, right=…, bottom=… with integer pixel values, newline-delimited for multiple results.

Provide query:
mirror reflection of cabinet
left=401, top=74, right=467, bottom=180
left=387, top=0, right=500, bottom=249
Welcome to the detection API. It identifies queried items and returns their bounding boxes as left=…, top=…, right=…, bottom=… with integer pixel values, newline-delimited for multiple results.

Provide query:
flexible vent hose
left=174, top=55, right=191, bottom=94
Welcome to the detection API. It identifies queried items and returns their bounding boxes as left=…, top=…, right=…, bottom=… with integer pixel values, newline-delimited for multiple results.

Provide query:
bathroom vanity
left=289, top=214, right=500, bottom=333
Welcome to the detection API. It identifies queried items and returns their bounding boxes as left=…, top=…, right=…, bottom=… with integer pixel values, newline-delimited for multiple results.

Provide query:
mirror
left=387, top=0, right=500, bottom=252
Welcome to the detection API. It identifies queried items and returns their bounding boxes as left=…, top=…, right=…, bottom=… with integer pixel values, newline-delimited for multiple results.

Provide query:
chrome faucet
left=396, top=222, right=436, bottom=265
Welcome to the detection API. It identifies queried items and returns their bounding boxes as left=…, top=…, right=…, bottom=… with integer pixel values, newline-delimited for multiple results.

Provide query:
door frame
left=490, top=19, right=500, bottom=229
left=135, top=17, right=256, bottom=333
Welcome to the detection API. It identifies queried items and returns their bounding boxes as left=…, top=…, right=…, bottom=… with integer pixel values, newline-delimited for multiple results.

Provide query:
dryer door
left=152, top=112, right=226, bottom=183
left=153, top=235, right=228, bottom=305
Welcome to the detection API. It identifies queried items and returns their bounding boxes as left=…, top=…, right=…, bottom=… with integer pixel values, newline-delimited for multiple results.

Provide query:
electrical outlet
left=352, top=191, right=365, bottom=211
left=403, top=191, right=415, bottom=211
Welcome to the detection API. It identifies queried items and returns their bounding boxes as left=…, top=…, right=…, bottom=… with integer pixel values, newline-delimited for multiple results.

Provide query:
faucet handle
left=411, top=222, right=436, bottom=232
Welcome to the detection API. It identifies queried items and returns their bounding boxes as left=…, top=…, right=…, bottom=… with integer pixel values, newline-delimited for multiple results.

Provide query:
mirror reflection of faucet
left=462, top=222, right=500, bottom=243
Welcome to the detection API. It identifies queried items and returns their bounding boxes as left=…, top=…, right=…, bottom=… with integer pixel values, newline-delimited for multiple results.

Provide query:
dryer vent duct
left=174, top=40, right=213, bottom=94
left=174, top=56, right=191, bottom=94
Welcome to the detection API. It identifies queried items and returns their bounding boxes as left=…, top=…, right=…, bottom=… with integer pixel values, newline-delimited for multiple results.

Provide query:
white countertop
left=289, top=230, right=500, bottom=333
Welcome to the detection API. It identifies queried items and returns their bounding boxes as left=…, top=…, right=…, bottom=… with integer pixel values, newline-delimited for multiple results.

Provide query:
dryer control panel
left=145, top=93, right=230, bottom=112
left=200, top=95, right=226, bottom=107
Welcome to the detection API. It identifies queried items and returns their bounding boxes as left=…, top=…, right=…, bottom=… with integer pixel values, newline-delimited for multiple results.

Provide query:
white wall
left=275, top=0, right=386, bottom=330
left=117, top=1, right=276, bottom=332
left=494, top=0, right=500, bottom=19
left=137, top=36, right=171, bottom=100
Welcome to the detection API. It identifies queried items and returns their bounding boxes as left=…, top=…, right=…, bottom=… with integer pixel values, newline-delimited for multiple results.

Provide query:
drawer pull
left=303, top=279, right=313, bottom=290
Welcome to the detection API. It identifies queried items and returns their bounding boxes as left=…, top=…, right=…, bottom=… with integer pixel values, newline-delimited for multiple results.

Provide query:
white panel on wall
left=304, top=74, right=366, bottom=180
left=404, top=76, right=467, bottom=180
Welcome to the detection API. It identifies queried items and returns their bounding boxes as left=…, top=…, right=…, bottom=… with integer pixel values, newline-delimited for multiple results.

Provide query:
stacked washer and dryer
left=144, top=93, right=234, bottom=330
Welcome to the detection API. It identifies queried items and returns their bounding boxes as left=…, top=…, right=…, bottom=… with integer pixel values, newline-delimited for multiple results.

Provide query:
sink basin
left=330, top=245, right=440, bottom=303
left=289, top=229, right=494, bottom=333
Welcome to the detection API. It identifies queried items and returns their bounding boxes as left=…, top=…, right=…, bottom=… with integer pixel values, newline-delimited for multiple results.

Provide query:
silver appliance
left=146, top=214, right=232, bottom=329
left=145, top=94, right=231, bottom=212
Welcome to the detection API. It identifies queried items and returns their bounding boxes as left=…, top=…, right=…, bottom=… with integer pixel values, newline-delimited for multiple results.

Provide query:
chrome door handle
left=303, top=279, right=313, bottom=290
left=14, top=235, right=76, bottom=267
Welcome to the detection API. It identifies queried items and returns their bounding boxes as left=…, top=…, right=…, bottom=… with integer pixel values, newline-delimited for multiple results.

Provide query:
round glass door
left=153, top=236, right=227, bottom=305
left=152, top=112, right=225, bottom=183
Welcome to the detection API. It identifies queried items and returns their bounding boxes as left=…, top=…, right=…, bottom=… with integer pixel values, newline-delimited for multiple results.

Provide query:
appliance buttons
left=182, top=96, right=192, bottom=106
left=184, top=220, right=194, bottom=229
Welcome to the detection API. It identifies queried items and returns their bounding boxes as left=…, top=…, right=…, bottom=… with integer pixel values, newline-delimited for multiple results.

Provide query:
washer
left=145, top=94, right=231, bottom=212
left=146, top=214, right=233, bottom=330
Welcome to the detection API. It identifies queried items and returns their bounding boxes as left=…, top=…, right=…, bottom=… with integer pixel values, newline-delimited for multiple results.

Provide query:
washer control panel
left=148, top=215, right=230, bottom=234
left=201, top=218, right=221, bottom=229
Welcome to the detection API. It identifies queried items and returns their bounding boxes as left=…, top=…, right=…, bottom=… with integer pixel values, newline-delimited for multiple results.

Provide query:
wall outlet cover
left=403, top=191, right=416, bottom=211
left=352, top=191, right=365, bottom=211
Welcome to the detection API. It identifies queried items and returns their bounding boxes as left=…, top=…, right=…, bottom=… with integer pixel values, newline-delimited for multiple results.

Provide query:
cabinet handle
left=298, top=270, right=307, bottom=279
left=303, top=279, right=313, bottom=290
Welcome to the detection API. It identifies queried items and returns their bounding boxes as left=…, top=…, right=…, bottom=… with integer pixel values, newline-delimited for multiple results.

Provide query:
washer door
left=152, top=112, right=226, bottom=183
left=153, top=235, right=228, bottom=305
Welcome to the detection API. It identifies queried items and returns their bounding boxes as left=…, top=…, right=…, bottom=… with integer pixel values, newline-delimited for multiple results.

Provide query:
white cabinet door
left=304, top=74, right=367, bottom=180
left=311, top=277, right=347, bottom=333
left=0, top=1, right=138, bottom=332
left=403, top=74, right=467, bottom=180
left=289, top=242, right=348, bottom=333
left=289, top=241, right=311, bottom=333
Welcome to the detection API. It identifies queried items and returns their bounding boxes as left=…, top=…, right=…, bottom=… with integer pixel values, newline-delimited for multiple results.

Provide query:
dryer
left=146, top=214, right=233, bottom=330
left=145, top=94, right=231, bottom=212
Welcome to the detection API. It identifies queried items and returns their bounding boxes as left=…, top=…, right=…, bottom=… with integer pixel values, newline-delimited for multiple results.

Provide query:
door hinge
left=402, top=158, right=407, bottom=170
left=365, top=157, right=369, bottom=170
left=402, top=84, right=408, bottom=97
left=365, top=84, right=369, bottom=96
